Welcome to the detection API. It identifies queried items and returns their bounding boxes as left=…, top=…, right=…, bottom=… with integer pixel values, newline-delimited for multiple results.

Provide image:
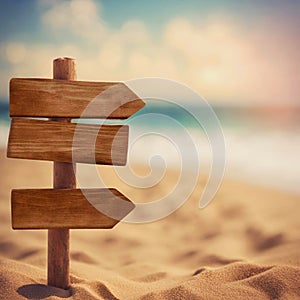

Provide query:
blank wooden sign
left=10, top=78, right=145, bottom=119
left=7, top=118, right=129, bottom=165
left=12, top=188, right=135, bottom=229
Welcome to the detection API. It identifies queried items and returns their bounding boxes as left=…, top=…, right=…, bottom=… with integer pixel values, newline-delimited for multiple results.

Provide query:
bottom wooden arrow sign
left=11, top=188, right=135, bottom=229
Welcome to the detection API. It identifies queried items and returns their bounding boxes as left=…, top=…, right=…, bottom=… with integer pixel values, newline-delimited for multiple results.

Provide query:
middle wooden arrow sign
left=8, top=118, right=129, bottom=165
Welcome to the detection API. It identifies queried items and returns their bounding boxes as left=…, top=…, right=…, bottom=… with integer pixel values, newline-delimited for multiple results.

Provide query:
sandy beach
left=0, top=149, right=299, bottom=299
left=1, top=0, right=299, bottom=298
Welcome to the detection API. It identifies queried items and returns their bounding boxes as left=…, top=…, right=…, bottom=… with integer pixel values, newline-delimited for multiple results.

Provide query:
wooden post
left=48, top=57, right=76, bottom=289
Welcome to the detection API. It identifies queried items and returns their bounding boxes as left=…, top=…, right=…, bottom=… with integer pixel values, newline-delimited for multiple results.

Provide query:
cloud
left=163, top=16, right=251, bottom=99
left=0, top=0, right=299, bottom=105
left=41, top=0, right=107, bottom=42
left=162, top=15, right=300, bottom=104
left=4, top=42, right=27, bottom=64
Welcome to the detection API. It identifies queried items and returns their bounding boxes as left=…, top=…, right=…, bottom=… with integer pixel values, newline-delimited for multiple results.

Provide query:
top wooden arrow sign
left=10, top=78, right=145, bottom=119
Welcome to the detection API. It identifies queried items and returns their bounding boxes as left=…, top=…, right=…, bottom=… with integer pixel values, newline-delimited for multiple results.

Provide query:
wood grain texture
left=12, top=188, right=135, bottom=229
left=10, top=78, right=145, bottom=118
left=53, top=57, right=77, bottom=81
left=48, top=57, right=76, bottom=289
left=48, top=229, right=69, bottom=289
left=7, top=118, right=129, bottom=165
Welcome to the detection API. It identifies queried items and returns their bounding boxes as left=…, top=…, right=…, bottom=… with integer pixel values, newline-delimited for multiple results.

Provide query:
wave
left=0, top=123, right=9, bottom=148
left=1, top=117, right=300, bottom=196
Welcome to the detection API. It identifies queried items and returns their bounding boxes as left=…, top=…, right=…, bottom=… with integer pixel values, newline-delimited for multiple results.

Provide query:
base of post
left=48, top=229, right=70, bottom=289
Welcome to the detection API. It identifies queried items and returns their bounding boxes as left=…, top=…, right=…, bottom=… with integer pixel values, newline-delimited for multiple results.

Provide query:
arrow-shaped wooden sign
left=10, top=78, right=145, bottom=118
left=7, top=118, right=129, bottom=165
left=12, top=188, right=135, bottom=229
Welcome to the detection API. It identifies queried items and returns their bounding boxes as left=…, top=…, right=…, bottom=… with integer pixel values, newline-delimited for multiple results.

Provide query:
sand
left=0, top=149, right=299, bottom=299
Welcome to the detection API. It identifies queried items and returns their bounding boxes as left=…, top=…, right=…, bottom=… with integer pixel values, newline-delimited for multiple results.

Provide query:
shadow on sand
left=17, top=284, right=72, bottom=299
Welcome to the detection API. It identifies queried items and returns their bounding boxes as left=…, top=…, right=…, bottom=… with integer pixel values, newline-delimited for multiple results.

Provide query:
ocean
left=1, top=100, right=300, bottom=196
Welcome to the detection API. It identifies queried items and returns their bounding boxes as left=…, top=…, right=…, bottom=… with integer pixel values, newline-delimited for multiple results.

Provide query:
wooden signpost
left=7, top=57, right=145, bottom=289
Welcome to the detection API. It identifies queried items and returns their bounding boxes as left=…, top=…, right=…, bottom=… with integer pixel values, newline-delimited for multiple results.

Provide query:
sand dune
left=0, top=150, right=299, bottom=299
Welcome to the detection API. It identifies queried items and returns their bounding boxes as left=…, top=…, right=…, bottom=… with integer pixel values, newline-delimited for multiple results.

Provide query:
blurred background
left=0, top=0, right=299, bottom=195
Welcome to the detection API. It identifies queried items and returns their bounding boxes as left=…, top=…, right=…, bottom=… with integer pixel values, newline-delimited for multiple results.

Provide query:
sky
left=0, top=0, right=299, bottom=105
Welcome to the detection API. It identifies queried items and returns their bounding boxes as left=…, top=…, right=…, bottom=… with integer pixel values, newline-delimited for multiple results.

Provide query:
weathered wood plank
left=12, top=188, right=135, bottom=229
left=10, top=78, right=145, bottom=118
left=7, top=118, right=128, bottom=165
